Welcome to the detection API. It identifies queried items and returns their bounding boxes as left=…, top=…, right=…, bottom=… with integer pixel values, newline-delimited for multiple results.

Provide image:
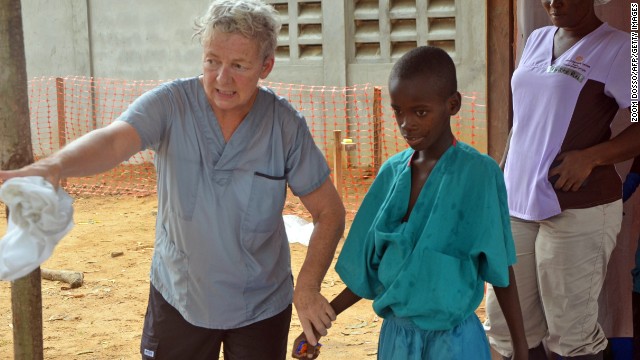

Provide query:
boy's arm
left=292, top=287, right=362, bottom=359
left=492, top=266, right=528, bottom=359
left=329, top=287, right=362, bottom=315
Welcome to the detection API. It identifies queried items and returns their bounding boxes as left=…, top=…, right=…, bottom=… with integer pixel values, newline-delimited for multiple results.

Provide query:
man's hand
left=293, top=287, right=336, bottom=346
left=0, top=160, right=62, bottom=189
left=548, top=150, right=595, bottom=192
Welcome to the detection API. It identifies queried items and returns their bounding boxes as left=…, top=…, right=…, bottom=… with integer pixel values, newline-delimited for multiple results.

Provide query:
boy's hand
left=291, top=332, right=321, bottom=359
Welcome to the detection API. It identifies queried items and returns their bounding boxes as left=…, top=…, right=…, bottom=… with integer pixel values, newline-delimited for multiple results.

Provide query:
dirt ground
left=0, top=195, right=486, bottom=359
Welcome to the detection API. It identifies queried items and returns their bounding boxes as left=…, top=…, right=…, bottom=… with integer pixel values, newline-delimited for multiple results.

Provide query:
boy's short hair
left=389, top=46, right=457, bottom=97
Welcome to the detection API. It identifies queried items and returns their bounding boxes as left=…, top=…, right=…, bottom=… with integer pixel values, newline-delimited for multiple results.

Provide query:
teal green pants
left=378, top=314, right=491, bottom=360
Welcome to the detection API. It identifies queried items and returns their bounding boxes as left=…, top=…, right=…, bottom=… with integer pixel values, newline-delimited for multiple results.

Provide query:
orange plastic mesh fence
left=27, top=76, right=486, bottom=219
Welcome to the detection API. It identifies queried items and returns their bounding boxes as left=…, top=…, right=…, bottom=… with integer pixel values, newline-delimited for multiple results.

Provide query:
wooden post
left=0, top=1, right=44, bottom=359
left=56, top=77, right=67, bottom=187
left=373, top=86, right=383, bottom=173
left=55, top=77, right=66, bottom=150
left=333, top=130, right=342, bottom=199
left=486, top=6, right=516, bottom=360
left=11, top=268, right=43, bottom=359
left=486, top=0, right=515, bottom=162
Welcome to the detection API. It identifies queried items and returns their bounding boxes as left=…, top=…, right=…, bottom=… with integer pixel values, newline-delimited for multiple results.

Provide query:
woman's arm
left=549, top=115, right=640, bottom=192
left=499, top=129, right=513, bottom=171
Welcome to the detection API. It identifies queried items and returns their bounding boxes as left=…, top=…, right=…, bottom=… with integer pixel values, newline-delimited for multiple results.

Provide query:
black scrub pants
left=140, top=284, right=292, bottom=360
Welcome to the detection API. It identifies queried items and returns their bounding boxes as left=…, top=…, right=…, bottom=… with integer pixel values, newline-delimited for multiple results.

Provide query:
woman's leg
left=537, top=200, right=622, bottom=357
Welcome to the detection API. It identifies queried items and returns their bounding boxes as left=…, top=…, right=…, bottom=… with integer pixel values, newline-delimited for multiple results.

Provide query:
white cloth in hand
left=0, top=176, right=74, bottom=281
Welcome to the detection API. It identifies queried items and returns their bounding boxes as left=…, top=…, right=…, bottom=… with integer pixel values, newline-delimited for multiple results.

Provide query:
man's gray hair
left=193, top=0, right=281, bottom=59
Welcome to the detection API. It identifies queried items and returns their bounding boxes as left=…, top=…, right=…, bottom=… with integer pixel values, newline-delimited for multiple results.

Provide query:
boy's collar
left=406, top=137, right=457, bottom=167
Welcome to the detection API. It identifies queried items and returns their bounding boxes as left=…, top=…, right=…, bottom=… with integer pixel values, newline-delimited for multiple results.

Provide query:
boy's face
left=389, top=74, right=460, bottom=152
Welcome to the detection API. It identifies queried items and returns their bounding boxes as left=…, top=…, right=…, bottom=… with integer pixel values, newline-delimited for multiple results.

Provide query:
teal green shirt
left=335, top=142, right=516, bottom=331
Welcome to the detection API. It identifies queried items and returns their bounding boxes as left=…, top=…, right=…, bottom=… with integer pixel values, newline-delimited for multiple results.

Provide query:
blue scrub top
left=119, top=77, right=330, bottom=329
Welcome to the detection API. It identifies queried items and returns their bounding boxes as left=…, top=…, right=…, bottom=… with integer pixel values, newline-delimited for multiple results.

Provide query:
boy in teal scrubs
left=292, top=46, right=528, bottom=359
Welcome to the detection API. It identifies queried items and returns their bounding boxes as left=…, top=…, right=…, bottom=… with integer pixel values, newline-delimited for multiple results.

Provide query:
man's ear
left=260, top=55, right=275, bottom=79
left=448, top=91, right=462, bottom=115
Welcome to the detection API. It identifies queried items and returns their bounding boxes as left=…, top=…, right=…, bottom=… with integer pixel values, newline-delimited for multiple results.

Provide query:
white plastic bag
left=283, top=215, right=314, bottom=246
left=0, top=176, right=74, bottom=281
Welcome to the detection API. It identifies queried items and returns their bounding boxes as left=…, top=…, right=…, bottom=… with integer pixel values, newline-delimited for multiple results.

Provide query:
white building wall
left=21, top=0, right=486, bottom=90
left=20, top=0, right=487, bottom=156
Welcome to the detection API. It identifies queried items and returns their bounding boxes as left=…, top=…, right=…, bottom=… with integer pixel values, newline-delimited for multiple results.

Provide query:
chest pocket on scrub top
left=243, top=172, right=287, bottom=234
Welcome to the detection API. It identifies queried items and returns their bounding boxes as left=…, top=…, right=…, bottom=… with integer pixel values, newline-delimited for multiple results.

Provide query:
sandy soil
left=0, top=196, right=485, bottom=359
